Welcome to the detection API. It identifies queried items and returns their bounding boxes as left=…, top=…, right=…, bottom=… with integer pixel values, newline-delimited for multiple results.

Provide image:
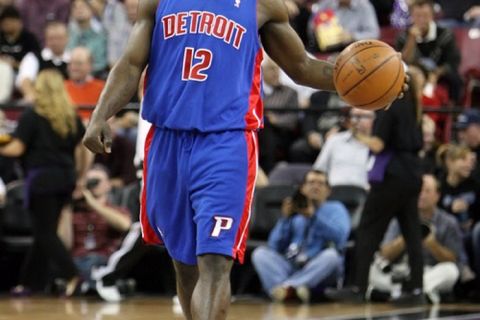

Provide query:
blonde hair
left=34, top=70, right=77, bottom=138
left=436, top=143, right=471, bottom=169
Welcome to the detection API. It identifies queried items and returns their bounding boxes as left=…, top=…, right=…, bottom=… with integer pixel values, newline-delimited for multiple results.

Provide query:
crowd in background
left=0, top=0, right=480, bottom=305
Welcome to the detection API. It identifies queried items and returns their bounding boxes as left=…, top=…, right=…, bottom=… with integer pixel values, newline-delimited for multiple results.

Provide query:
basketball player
left=83, top=0, right=404, bottom=319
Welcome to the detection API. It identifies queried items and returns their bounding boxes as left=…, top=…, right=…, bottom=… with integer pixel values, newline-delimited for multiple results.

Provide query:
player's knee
left=197, top=254, right=233, bottom=279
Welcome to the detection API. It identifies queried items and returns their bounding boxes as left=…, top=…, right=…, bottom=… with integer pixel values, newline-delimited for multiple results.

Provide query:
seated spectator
left=58, top=164, right=132, bottom=290
left=419, top=115, right=440, bottom=175
left=107, top=0, right=138, bottom=68
left=437, top=144, right=480, bottom=232
left=17, top=22, right=70, bottom=102
left=456, top=109, right=480, bottom=184
left=65, top=46, right=105, bottom=118
left=252, top=170, right=350, bottom=303
left=369, top=174, right=464, bottom=304
left=396, top=0, right=462, bottom=103
left=313, top=107, right=374, bottom=220
left=258, top=58, right=299, bottom=173
left=68, top=0, right=107, bottom=75
left=18, top=0, right=70, bottom=45
left=0, top=6, right=40, bottom=75
left=310, top=0, right=379, bottom=52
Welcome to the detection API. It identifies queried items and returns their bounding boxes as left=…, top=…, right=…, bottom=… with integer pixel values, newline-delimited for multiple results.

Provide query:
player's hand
left=83, top=120, right=113, bottom=154
left=384, top=69, right=409, bottom=110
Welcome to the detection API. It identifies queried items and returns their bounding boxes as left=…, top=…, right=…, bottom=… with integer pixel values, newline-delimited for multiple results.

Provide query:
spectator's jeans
left=251, top=246, right=341, bottom=295
left=74, top=254, right=108, bottom=285
left=369, top=260, right=459, bottom=296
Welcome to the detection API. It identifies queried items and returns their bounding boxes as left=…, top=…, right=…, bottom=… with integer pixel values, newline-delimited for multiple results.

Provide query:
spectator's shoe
left=391, top=290, right=426, bottom=306
left=324, top=286, right=366, bottom=303
left=270, top=286, right=295, bottom=302
left=96, top=280, right=124, bottom=302
left=295, top=286, right=310, bottom=304
left=10, top=285, right=31, bottom=297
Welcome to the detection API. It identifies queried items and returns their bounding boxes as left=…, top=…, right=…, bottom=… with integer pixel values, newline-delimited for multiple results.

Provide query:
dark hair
left=410, top=0, right=434, bottom=10
left=301, top=169, right=329, bottom=187
left=90, top=163, right=112, bottom=178
left=0, top=5, right=21, bottom=22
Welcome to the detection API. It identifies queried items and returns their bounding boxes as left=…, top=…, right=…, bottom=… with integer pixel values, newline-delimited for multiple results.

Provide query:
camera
left=292, top=189, right=308, bottom=211
left=86, top=178, right=100, bottom=191
left=421, top=222, right=432, bottom=239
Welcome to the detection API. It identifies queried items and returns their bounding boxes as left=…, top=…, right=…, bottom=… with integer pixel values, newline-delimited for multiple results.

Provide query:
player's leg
left=191, top=254, right=233, bottom=320
left=173, top=260, right=199, bottom=320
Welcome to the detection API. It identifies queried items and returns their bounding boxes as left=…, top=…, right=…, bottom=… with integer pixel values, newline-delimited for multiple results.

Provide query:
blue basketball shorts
left=140, top=126, right=258, bottom=265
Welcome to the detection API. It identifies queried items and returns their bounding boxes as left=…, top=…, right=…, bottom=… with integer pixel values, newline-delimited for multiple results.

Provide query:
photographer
left=369, top=175, right=465, bottom=303
left=58, top=164, right=132, bottom=291
left=251, top=170, right=350, bottom=303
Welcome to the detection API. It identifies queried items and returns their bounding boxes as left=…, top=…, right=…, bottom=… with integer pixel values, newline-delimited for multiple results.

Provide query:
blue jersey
left=142, top=0, right=263, bottom=132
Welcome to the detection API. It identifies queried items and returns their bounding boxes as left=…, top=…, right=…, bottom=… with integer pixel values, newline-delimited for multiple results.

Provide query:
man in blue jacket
left=252, top=170, right=351, bottom=303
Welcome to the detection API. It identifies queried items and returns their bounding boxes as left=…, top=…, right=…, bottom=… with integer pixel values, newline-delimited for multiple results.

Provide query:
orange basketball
left=333, top=39, right=405, bottom=111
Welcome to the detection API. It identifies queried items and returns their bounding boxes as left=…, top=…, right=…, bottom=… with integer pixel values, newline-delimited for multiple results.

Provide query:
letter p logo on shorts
left=211, top=216, right=233, bottom=237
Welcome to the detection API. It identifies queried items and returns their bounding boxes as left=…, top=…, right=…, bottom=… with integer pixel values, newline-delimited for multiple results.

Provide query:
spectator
left=327, top=72, right=425, bottom=304
left=17, top=21, right=70, bottom=102
left=1, top=70, right=86, bottom=297
left=396, top=0, right=462, bottom=103
left=58, top=164, right=132, bottom=289
left=65, top=46, right=105, bottom=118
left=0, top=6, right=40, bottom=72
left=437, top=144, right=480, bottom=232
left=369, top=174, right=464, bottom=304
left=313, top=108, right=374, bottom=220
left=310, top=0, right=379, bottom=52
left=68, top=0, right=107, bottom=75
left=258, top=58, right=299, bottom=173
left=252, top=170, right=350, bottom=303
left=456, top=109, right=480, bottom=184
left=107, top=0, right=138, bottom=68
left=18, top=0, right=70, bottom=45
left=419, top=115, right=439, bottom=175
left=437, top=143, right=480, bottom=281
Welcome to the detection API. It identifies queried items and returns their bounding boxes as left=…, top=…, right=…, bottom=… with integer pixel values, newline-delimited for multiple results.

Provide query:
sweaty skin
left=82, top=1, right=335, bottom=319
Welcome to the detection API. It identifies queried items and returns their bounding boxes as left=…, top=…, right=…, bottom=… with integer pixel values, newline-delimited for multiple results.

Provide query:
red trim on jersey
left=140, top=125, right=163, bottom=245
left=232, top=131, right=258, bottom=263
left=244, top=49, right=264, bottom=130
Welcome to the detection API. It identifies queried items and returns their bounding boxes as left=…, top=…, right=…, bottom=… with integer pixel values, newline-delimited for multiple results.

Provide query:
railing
left=0, top=102, right=474, bottom=141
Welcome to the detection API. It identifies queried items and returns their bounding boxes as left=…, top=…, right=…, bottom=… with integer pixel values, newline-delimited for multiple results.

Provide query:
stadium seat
left=268, top=162, right=311, bottom=186
left=248, top=185, right=296, bottom=246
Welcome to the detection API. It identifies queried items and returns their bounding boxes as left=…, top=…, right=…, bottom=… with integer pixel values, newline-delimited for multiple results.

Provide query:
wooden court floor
left=1, top=296, right=480, bottom=320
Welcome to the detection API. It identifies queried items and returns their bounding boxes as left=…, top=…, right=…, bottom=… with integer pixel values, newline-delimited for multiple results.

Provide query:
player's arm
left=84, top=0, right=158, bottom=154
left=258, top=0, right=335, bottom=91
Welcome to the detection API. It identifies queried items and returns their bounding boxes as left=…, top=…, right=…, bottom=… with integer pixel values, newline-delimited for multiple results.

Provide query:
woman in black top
left=0, top=70, right=87, bottom=296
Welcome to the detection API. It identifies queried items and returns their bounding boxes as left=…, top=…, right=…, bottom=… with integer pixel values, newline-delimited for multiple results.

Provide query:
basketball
left=333, top=39, right=405, bottom=111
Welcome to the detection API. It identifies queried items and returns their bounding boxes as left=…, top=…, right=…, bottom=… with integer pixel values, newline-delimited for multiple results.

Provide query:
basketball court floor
left=2, top=296, right=480, bottom=320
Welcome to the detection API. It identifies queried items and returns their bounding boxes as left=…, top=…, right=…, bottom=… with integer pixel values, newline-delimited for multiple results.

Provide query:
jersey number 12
left=182, top=47, right=213, bottom=81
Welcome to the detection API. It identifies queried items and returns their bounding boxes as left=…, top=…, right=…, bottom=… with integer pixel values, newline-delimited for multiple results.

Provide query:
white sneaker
left=295, top=286, right=310, bottom=304
left=96, top=281, right=123, bottom=302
